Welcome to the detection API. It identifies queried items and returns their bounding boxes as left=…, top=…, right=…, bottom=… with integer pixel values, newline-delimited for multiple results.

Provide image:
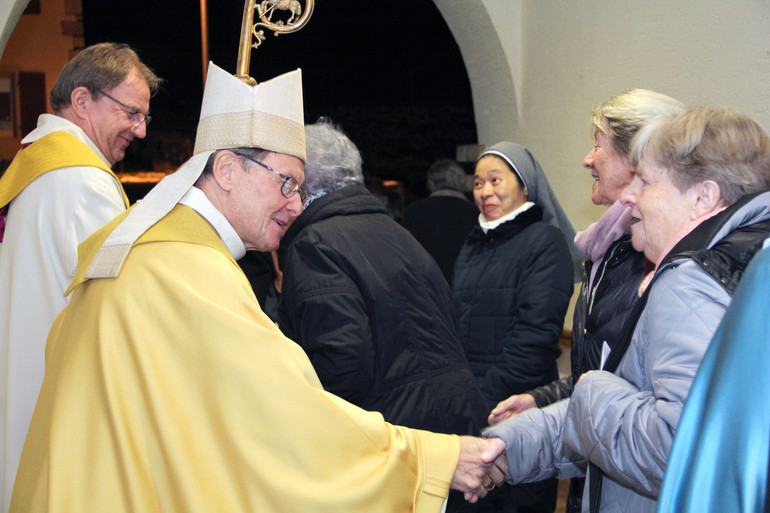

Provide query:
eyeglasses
left=96, top=89, right=151, bottom=129
left=237, top=152, right=308, bottom=204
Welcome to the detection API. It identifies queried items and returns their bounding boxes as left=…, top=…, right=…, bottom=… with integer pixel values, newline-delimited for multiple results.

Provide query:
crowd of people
left=2, top=41, right=770, bottom=513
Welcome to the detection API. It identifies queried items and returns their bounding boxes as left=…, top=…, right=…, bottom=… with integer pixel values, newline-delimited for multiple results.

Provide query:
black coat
left=452, top=205, right=573, bottom=409
left=529, top=233, right=649, bottom=407
left=402, top=192, right=479, bottom=285
left=278, top=184, right=489, bottom=435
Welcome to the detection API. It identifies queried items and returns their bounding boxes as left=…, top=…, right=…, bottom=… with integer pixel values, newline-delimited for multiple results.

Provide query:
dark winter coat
left=278, top=184, right=489, bottom=435
left=530, top=233, right=649, bottom=407
left=402, top=190, right=479, bottom=285
left=451, top=204, right=572, bottom=513
left=452, top=205, right=573, bottom=410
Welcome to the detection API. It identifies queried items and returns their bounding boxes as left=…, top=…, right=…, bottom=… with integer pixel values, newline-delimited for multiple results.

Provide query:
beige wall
left=2, top=0, right=75, bottom=98
left=0, top=0, right=76, bottom=161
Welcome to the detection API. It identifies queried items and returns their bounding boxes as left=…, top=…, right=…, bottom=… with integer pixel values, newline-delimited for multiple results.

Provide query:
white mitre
left=194, top=62, right=305, bottom=158
left=84, top=62, right=305, bottom=279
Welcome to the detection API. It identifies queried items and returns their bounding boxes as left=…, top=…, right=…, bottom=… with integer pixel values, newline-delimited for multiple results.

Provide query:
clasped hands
left=451, top=392, right=534, bottom=503
left=454, top=389, right=566, bottom=502
left=451, top=436, right=510, bottom=503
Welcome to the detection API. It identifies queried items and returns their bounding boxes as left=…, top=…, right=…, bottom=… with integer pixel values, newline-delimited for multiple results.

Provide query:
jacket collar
left=278, top=184, right=387, bottom=263
left=659, top=191, right=768, bottom=269
left=466, top=204, right=543, bottom=246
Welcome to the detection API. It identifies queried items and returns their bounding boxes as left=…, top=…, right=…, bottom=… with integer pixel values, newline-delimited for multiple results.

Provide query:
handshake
left=451, top=436, right=510, bottom=502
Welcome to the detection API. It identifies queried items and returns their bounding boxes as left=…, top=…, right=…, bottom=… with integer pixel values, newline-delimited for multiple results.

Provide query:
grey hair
left=591, top=89, right=685, bottom=157
left=426, top=159, right=466, bottom=192
left=303, top=117, right=363, bottom=203
left=196, top=147, right=270, bottom=184
left=630, top=105, right=770, bottom=206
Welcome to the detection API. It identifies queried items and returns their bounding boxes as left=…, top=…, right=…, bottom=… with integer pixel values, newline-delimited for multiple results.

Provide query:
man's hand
left=487, top=393, right=536, bottom=425
left=451, top=436, right=507, bottom=503
left=493, top=451, right=510, bottom=482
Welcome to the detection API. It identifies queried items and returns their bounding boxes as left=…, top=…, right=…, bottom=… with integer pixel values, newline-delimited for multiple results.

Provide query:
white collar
left=479, top=201, right=535, bottom=233
left=22, top=114, right=112, bottom=167
left=178, top=186, right=247, bottom=260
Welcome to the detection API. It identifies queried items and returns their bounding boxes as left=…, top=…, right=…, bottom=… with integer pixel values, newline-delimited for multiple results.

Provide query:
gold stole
left=67, top=204, right=231, bottom=295
left=0, top=130, right=129, bottom=209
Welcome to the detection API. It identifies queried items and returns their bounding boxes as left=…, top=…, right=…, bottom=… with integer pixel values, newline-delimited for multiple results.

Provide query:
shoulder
left=402, top=197, right=429, bottom=217
left=285, top=217, right=344, bottom=254
left=56, top=165, right=122, bottom=194
left=645, top=261, right=732, bottom=325
left=119, top=240, right=258, bottom=314
left=510, top=221, right=571, bottom=258
left=15, top=166, right=124, bottom=221
left=281, top=219, right=352, bottom=279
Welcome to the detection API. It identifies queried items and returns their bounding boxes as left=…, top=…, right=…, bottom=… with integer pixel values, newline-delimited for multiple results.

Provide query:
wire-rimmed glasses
left=236, top=152, right=307, bottom=204
left=96, top=89, right=151, bottom=129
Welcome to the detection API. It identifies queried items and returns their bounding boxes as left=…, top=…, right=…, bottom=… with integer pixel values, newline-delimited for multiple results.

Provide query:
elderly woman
left=452, top=142, right=579, bottom=512
left=487, top=90, right=684, bottom=513
left=484, top=106, right=770, bottom=513
left=277, top=118, right=489, bottom=438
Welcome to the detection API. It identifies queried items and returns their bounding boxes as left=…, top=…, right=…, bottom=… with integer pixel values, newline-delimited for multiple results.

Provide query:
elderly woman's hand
left=487, top=393, right=537, bottom=425
left=577, top=370, right=594, bottom=385
left=452, top=436, right=508, bottom=502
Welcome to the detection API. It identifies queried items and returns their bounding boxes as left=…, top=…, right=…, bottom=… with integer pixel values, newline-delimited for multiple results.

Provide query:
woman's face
left=473, top=155, right=528, bottom=221
left=582, top=128, right=636, bottom=206
left=621, top=157, right=699, bottom=263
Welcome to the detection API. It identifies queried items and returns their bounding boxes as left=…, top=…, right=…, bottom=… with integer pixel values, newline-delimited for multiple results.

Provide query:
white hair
left=303, top=117, right=363, bottom=204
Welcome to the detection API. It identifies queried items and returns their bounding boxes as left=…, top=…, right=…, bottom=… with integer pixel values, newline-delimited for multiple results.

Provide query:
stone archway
left=0, top=0, right=29, bottom=59
left=432, top=0, right=519, bottom=145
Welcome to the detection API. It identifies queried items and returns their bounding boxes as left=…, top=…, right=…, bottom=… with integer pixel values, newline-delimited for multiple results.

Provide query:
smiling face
left=473, top=155, right=528, bottom=222
left=582, top=127, right=636, bottom=207
left=621, top=157, right=699, bottom=263
left=227, top=151, right=305, bottom=251
left=84, top=71, right=151, bottom=165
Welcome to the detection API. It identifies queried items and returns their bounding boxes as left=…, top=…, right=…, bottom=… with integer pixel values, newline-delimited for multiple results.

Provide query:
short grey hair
left=630, top=105, right=770, bottom=206
left=591, top=89, right=685, bottom=157
left=195, top=147, right=270, bottom=184
left=426, top=159, right=466, bottom=192
left=303, top=117, right=363, bottom=203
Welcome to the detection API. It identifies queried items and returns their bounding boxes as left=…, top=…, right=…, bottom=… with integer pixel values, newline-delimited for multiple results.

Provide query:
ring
left=484, top=480, right=495, bottom=490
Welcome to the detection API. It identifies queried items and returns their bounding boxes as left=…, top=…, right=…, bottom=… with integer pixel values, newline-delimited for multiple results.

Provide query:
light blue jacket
left=484, top=192, right=770, bottom=513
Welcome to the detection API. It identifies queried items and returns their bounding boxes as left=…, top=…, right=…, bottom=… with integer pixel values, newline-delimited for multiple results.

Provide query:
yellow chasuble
left=11, top=205, right=460, bottom=513
left=0, top=131, right=129, bottom=209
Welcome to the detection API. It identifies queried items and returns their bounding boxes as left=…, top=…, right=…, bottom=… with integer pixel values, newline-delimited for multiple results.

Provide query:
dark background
left=82, top=0, right=477, bottom=201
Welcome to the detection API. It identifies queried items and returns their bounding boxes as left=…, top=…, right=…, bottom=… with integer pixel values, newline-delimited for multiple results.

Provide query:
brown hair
left=49, top=42, right=162, bottom=112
